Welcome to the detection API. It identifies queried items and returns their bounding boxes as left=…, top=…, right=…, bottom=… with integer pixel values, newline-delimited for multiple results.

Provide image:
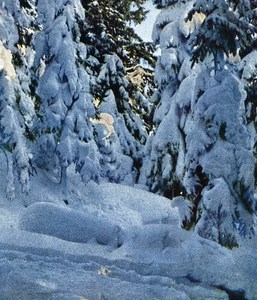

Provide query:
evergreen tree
left=237, top=0, right=257, bottom=187
left=0, top=0, right=156, bottom=192
left=139, top=0, right=200, bottom=199
left=79, top=0, right=156, bottom=183
left=32, top=0, right=101, bottom=185
left=183, top=0, right=257, bottom=245
left=0, top=0, right=36, bottom=197
left=186, top=0, right=256, bottom=68
left=141, top=0, right=257, bottom=246
left=184, top=69, right=255, bottom=246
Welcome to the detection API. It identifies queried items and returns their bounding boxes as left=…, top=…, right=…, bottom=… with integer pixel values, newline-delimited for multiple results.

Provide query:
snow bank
left=19, top=202, right=123, bottom=248
left=0, top=166, right=256, bottom=299
left=92, top=182, right=179, bottom=226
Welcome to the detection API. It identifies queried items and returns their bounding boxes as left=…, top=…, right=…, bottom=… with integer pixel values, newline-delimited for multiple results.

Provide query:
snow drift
left=19, top=202, right=123, bottom=248
left=0, top=163, right=256, bottom=299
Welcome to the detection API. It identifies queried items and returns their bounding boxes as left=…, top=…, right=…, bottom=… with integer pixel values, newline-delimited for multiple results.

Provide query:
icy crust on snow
left=0, top=203, right=256, bottom=299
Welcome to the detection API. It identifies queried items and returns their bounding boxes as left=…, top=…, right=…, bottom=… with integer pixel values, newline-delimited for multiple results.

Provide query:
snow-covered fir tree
left=79, top=0, right=156, bottom=183
left=140, top=0, right=257, bottom=247
left=95, top=53, right=143, bottom=184
left=184, top=0, right=257, bottom=246
left=139, top=0, right=202, bottom=199
left=0, top=0, right=156, bottom=192
left=237, top=0, right=257, bottom=186
left=239, top=51, right=257, bottom=188
left=184, top=69, right=256, bottom=247
left=0, top=0, right=36, bottom=197
left=32, top=0, right=101, bottom=185
left=186, top=0, right=256, bottom=68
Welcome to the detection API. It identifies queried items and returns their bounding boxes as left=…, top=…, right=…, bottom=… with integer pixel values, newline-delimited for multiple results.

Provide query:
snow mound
left=19, top=202, right=123, bottom=248
left=77, top=181, right=179, bottom=227
left=121, top=223, right=191, bottom=259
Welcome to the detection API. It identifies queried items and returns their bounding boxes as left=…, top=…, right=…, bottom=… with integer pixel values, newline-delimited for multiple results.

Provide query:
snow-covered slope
left=0, top=152, right=257, bottom=299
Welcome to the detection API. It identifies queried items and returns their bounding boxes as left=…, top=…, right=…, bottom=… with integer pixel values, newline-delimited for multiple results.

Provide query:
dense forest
left=0, top=0, right=257, bottom=251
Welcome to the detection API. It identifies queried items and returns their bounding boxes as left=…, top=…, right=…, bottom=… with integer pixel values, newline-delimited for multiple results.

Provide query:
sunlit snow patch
left=0, top=41, right=16, bottom=79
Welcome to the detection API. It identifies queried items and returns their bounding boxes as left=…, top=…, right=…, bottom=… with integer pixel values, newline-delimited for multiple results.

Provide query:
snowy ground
left=0, top=151, right=257, bottom=300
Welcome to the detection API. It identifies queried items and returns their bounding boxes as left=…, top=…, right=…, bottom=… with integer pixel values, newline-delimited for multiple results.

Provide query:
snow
left=0, top=1, right=257, bottom=298
left=0, top=41, right=16, bottom=79
left=133, top=1, right=159, bottom=42
left=183, top=69, right=256, bottom=241
left=19, top=202, right=123, bottom=248
left=0, top=152, right=257, bottom=299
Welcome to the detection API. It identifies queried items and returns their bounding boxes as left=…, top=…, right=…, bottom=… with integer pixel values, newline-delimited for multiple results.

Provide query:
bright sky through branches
left=133, top=1, right=159, bottom=42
